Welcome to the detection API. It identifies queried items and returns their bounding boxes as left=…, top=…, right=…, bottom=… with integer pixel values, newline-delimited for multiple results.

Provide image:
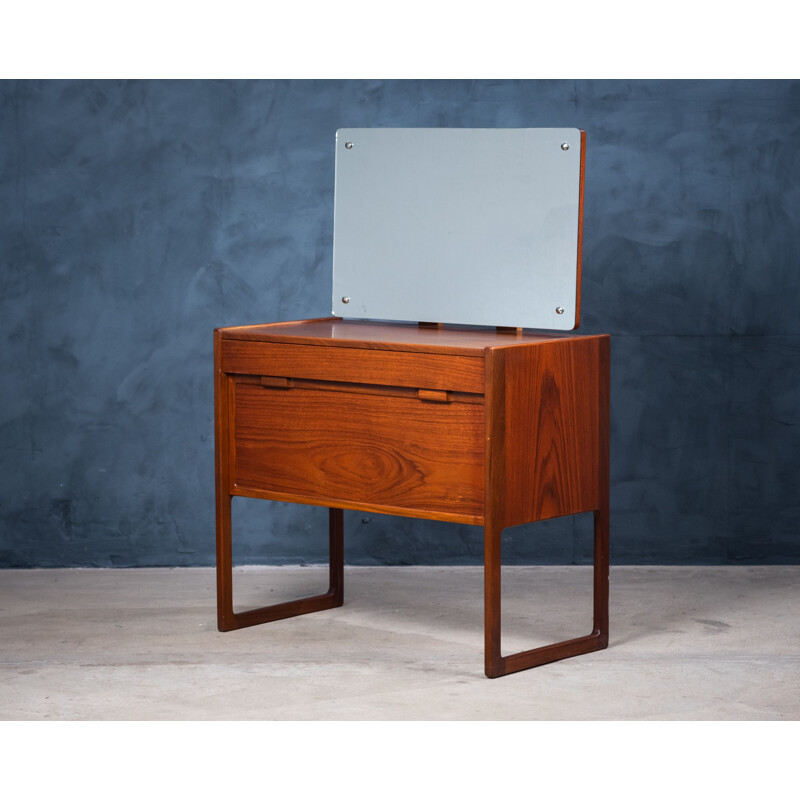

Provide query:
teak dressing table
left=214, top=128, right=609, bottom=677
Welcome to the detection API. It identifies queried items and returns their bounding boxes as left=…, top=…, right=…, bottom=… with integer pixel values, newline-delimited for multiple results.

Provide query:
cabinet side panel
left=502, top=337, right=605, bottom=526
left=214, top=330, right=233, bottom=502
left=214, top=329, right=235, bottom=625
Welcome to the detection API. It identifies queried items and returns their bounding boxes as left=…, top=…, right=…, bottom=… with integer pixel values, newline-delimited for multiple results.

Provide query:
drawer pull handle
left=417, top=388, right=451, bottom=403
left=260, top=376, right=293, bottom=389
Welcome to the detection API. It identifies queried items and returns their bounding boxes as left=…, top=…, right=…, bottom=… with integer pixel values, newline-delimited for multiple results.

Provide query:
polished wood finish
left=221, top=317, right=575, bottom=352
left=232, top=380, right=485, bottom=520
left=222, top=338, right=485, bottom=393
left=483, top=335, right=609, bottom=677
left=214, top=318, right=610, bottom=676
left=499, top=336, right=604, bottom=526
left=216, top=328, right=345, bottom=632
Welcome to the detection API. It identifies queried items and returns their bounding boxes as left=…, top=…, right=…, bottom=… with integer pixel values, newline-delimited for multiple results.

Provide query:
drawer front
left=231, top=381, right=485, bottom=521
left=221, top=339, right=484, bottom=394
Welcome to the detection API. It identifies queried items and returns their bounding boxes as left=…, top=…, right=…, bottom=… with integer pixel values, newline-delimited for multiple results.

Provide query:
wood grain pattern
left=214, top=329, right=234, bottom=630
left=216, top=330, right=345, bottom=632
left=483, top=347, right=506, bottom=676
left=222, top=339, right=485, bottom=393
left=498, top=335, right=607, bottom=527
left=232, top=381, right=485, bottom=520
left=482, top=333, right=610, bottom=677
left=220, top=318, right=576, bottom=354
left=593, top=335, right=611, bottom=647
left=237, top=374, right=481, bottom=405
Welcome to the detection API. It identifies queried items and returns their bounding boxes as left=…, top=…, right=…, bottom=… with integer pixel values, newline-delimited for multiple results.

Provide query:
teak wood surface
left=214, top=317, right=610, bottom=678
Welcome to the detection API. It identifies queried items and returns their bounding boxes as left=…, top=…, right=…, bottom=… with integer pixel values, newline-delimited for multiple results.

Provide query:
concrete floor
left=1, top=565, right=798, bottom=720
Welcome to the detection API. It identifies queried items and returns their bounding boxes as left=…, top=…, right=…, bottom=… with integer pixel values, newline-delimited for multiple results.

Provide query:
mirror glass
left=331, top=128, right=584, bottom=331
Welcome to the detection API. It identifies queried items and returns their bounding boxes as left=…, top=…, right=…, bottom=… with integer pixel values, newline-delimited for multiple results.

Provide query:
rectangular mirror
left=332, top=127, right=585, bottom=331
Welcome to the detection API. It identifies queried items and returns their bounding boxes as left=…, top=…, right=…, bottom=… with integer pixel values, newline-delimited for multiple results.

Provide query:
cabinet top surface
left=218, top=318, right=604, bottom=355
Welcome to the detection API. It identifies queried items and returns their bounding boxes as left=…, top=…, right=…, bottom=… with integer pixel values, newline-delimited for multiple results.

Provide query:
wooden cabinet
left=215, top=317, right=609, bottom=677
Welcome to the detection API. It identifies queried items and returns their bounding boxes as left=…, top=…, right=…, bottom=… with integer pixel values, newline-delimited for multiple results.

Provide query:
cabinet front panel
left=221, top=340, right=484, bottom=394
left=232, top=381, right=485, bottom=520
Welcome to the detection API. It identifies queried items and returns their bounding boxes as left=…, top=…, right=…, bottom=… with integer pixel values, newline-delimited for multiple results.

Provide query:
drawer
left=221, top=339, right=485, bottom=394
left=231, top=380, right=485, bottom=521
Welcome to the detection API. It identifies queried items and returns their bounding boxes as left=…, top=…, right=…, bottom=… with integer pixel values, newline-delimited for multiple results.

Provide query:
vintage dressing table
left=215, top=128, right=609, bottom=677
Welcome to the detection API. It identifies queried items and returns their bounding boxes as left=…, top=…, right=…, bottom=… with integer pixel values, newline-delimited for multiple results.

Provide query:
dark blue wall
left=1, top=79, right=798, bottom=567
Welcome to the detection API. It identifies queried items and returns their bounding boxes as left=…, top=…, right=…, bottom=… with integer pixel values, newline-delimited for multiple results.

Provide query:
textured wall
left=1, top=79, right=798, bottom=567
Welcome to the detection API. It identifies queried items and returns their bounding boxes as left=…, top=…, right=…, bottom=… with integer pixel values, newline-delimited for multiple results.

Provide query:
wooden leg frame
left=216, top=500, right=608, bottom=676
left=216, top=502, right=344, bottom=632
left=483, top=506, right=609, bottom=678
